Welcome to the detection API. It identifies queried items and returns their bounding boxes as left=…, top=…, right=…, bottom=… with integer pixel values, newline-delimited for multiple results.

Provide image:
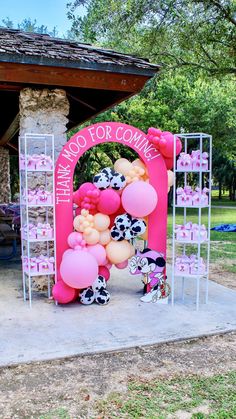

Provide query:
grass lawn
left=167, top=207, right=236, bottom=272
left=211, top=190, right=236, bottom=207
left=95, top=371, right=236, bottom=419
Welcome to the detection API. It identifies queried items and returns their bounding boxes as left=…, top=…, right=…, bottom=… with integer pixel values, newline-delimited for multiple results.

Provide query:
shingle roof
left=0, top=28, right=160, bottom=76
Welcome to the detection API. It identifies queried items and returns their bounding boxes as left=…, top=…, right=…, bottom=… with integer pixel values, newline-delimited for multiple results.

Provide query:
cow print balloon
left=92, top=275, right=106, bottom=292
left=93, top=172, right=110, bottom=190
left=95, top=288, right=110, bottom=305
left=114, top=213, right=132, bottom=231
left=131, top=218, right=146, bottom=236
left=110, top=172, right=126, bottom=190
left=101, top=167, right=115, bottom=181
left=79, top=287, right=95, bottom=305
left=111, top=226, right=125, bottom=241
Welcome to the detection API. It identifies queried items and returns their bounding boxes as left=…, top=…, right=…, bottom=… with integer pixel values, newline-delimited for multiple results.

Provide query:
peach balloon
left=83, top=228, right=100, bottom=245
left=106, top=240, right=131, bottom=264
left=167, top=170, right=174, bottom=187
left=99, top=229, right=111, bottom=245
left=114, top=158, right=133, bottom=176
left=93, top=213, right=110, bottom=231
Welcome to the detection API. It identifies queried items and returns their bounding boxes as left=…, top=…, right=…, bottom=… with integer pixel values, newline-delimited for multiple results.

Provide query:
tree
left=67, top=0, right=236, bottom=76
left=1, top=17, right=58, bottom=37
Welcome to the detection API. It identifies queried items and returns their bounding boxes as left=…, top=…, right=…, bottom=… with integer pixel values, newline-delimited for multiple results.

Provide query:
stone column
left=19, top=88, right=69, bottom=291
left=0, top=147, right=11, bottom=203
left=19, top=88, right=69, bottom=158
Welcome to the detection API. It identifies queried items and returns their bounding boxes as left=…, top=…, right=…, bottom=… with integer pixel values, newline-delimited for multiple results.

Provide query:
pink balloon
left=67, top=231, right=83, bottom=249
left=97, top=189, right=121, bottom=215
left=159, top=132, right=182, bottom=158
left=79, top=182, right=96, bottom=199
left=52, top=281, right=77, bottom=304
left=115, top=260, right=128, bottom=269
left=121, top=181, right=158, bottom=217
left=75, top=207, right=81, bottom=216
left=87, top=243, right=107, bottom=266
left=62, top=249, right=75, bottom=259
left=73, top=190, right=81, bottom=206
left=60, top=250, right=98, bottom=289
left=98, top=266, right=110, bottom=281
left=105, top=262, right=112, bottom=270
left=164, top=157, right=174, bottom=170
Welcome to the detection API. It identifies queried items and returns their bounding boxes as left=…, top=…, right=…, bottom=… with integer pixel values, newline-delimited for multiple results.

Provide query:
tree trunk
left=219, top=180, right=222, bottom=200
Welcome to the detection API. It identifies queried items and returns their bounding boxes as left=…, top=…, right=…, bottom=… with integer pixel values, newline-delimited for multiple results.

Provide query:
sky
left=0, top=0, right=78, bottom=36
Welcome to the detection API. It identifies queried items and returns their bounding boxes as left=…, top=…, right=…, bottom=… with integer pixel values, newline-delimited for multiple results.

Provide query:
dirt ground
left=0, top=332, right=236, bottom=419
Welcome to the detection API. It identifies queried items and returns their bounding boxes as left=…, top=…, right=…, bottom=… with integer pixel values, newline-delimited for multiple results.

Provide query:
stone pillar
left=19, top=88, right=69, bottom=158
left=19, top=88, right=69, bottom=291
left=0, top=147, right=11, bottom=203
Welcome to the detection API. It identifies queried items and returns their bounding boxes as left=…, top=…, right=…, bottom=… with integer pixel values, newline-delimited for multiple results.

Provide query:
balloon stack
left=147, top=128, right=182, bottom=170
left=52, top=156, right=158, bottom=305
left=52, top=127, right=181, bottom=306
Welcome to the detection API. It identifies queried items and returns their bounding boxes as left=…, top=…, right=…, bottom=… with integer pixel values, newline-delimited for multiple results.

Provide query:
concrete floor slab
left=0, top=258, right=236, bottom=367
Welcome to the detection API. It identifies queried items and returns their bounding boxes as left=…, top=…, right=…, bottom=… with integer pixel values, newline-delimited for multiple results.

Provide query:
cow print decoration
left=92, top=275, right=106, bottom=292
left=95, top=288, right=110, bottom=305
left=110, top=172, right=126, bottom=190
left=111, top=213, right=146, bottom=241
left=79, top=275, right=110, bottom=306
left=79, top=287, right=95, bottom=305
left=93, top=172, right=110, bottom=190
left=93, top=167, right=126, bottom=190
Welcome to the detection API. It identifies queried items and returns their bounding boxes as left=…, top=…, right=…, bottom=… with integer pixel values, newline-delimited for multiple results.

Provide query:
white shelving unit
left=19, top=133, right=57, bottom=307
left=171, top=133, right=212, bottom=310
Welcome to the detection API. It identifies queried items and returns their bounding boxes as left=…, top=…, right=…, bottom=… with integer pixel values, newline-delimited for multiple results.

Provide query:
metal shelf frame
left=19, top=133, right=57, bottom=307
left=171, top=133, right=212, bottom=310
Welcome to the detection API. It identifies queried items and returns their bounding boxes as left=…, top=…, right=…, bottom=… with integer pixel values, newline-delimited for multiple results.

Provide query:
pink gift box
left=175, top=262, right=189, bottom=275
left=37, top=223, right=53, bottom=239
left=192, top=189, right=209, bottom=207
left=192, top=224, right=207, bottom=242
left=35, top=155, right=53, bottom=171
left=26, top=191, right=38, bottom=205
left=190, top=260, right=206, bottom=275
left=38, top=256, right=54, bottom=274
left=22, top=224, right=37, bottom=240
left=177, top=153, right=192, bottom=171
left=177, top=193, right=193, bottom=206
left=36, top=190, right=53, bottom=205
left=175, top=225, right=191, bottom=241
left=23, top=257, right=38, bottom=274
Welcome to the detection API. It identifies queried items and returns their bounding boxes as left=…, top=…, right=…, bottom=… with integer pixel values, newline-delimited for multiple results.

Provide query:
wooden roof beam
left=0, top=62, right=150, bottom=92
left=0, top=113, right=19, bottom=146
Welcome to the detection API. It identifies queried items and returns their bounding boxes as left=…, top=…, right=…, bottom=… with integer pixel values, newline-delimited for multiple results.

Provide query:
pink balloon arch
left=55, top=122, right=168, bottom=282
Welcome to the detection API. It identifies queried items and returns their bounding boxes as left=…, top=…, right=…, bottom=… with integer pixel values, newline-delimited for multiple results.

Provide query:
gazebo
left=0, top=27, right=159, bottom=202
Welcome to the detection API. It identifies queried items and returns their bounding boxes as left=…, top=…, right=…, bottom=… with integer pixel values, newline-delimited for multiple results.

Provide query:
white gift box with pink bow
left=35, top=154, right=53, bottom=171
left=175, top=254, right=206, bottom=276
left=37, top=223, right=53, bottom=239
left=175, top=223, right=192, bottom=241
left=192, top=187, right=209, bottom=207
left=176, top=187, right=193, bottom=206
left=38, top=255, right=55, bottom=274
left=177, top=153, right=192, bottom=171
left=192, top=224, right=208, bottom=242
left=190, top=258, right=206, bottom=275
left=191, top=150, right=208, bottom=171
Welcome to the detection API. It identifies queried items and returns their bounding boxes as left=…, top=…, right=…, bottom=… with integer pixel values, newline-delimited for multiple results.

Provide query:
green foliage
left=67, top=0, right=236, bottom=76
left=1, top=17, right=58, bottom=37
